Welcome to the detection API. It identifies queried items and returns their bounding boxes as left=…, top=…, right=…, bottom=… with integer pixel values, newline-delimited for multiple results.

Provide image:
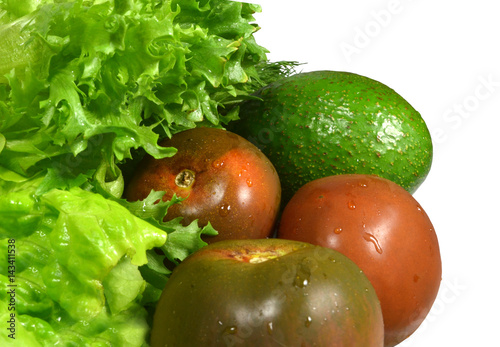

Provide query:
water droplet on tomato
left=238, top=168, right=248, bottom=177
left=347, top=201, right=356, bottom=210
left=267, top=322, right=273, bottom=335
left=212, top=159, right=224, bottom=169
left=294, top=273, right=310, bottom=288
left=304, top=316, right=312, bottom=327
left=294, top=258, right=313, bottom=288
left=223, top=326, right=238, bottom=335
left=246, top=178, right=253, bottom=187
left=363, top=232, right=383, bottom=254
left=219, top=204, right=231, bottom=217
left=334, top=227, right=343, bottom=234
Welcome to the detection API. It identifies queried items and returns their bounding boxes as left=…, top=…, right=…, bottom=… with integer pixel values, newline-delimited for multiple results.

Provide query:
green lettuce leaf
left=0, top=0, right=270, bottom=191
left=0, top=0, right=298, bottom=345
left=0, top=181, right=167, bottom=345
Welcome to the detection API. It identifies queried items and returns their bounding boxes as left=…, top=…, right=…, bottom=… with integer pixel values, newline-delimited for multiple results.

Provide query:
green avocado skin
left=229, top=71, right=433, bottom=203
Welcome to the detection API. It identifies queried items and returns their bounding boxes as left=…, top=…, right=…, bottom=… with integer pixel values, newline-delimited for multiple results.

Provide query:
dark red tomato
left=277, top=174, right=442, bottom=347
left=124, top=127, right=281, bottom=243
left=150, top=239, right=384, bottom=347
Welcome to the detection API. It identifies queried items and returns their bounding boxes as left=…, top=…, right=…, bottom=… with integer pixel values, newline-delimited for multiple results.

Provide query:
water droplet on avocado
left=363, top=232, right=383, bottom=254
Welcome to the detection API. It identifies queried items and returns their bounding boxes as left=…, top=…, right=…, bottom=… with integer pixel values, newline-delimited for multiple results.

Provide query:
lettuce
left=0, top=182, right=167, bottom=345
left=0, top=0, right=294, bottom=345
left=0, top=0, right=271, bottom=194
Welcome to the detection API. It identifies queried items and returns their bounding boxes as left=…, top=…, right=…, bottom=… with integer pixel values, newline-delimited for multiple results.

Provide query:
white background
left=248, top=0, right=500, bottom=346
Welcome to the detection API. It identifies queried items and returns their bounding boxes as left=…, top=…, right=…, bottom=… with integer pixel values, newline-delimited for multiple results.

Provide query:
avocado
left=228, top=71, right=432, bottom=204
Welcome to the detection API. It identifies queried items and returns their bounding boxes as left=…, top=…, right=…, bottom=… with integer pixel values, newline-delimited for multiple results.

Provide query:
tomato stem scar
left=175, top=169, right=196, bottom=188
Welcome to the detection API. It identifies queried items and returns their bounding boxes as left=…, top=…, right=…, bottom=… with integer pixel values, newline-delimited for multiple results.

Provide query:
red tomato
left=277, top=174, right=442, bottom=347
left=124, top=127, right=281, bottom=243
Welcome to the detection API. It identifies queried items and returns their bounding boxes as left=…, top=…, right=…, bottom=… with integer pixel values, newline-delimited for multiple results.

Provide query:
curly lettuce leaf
left=123, top=189, right=217, bottom=264
left=0, top=0, right=298, bottom=345
left=122, top=190, right=218, bottom=295
left=0, top=0, right=270, bottom=193
left=0, top=0, right=296, bottom=196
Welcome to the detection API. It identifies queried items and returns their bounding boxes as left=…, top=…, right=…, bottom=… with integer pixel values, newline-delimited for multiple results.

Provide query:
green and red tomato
left=150, top=239, right=384, bottom=347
